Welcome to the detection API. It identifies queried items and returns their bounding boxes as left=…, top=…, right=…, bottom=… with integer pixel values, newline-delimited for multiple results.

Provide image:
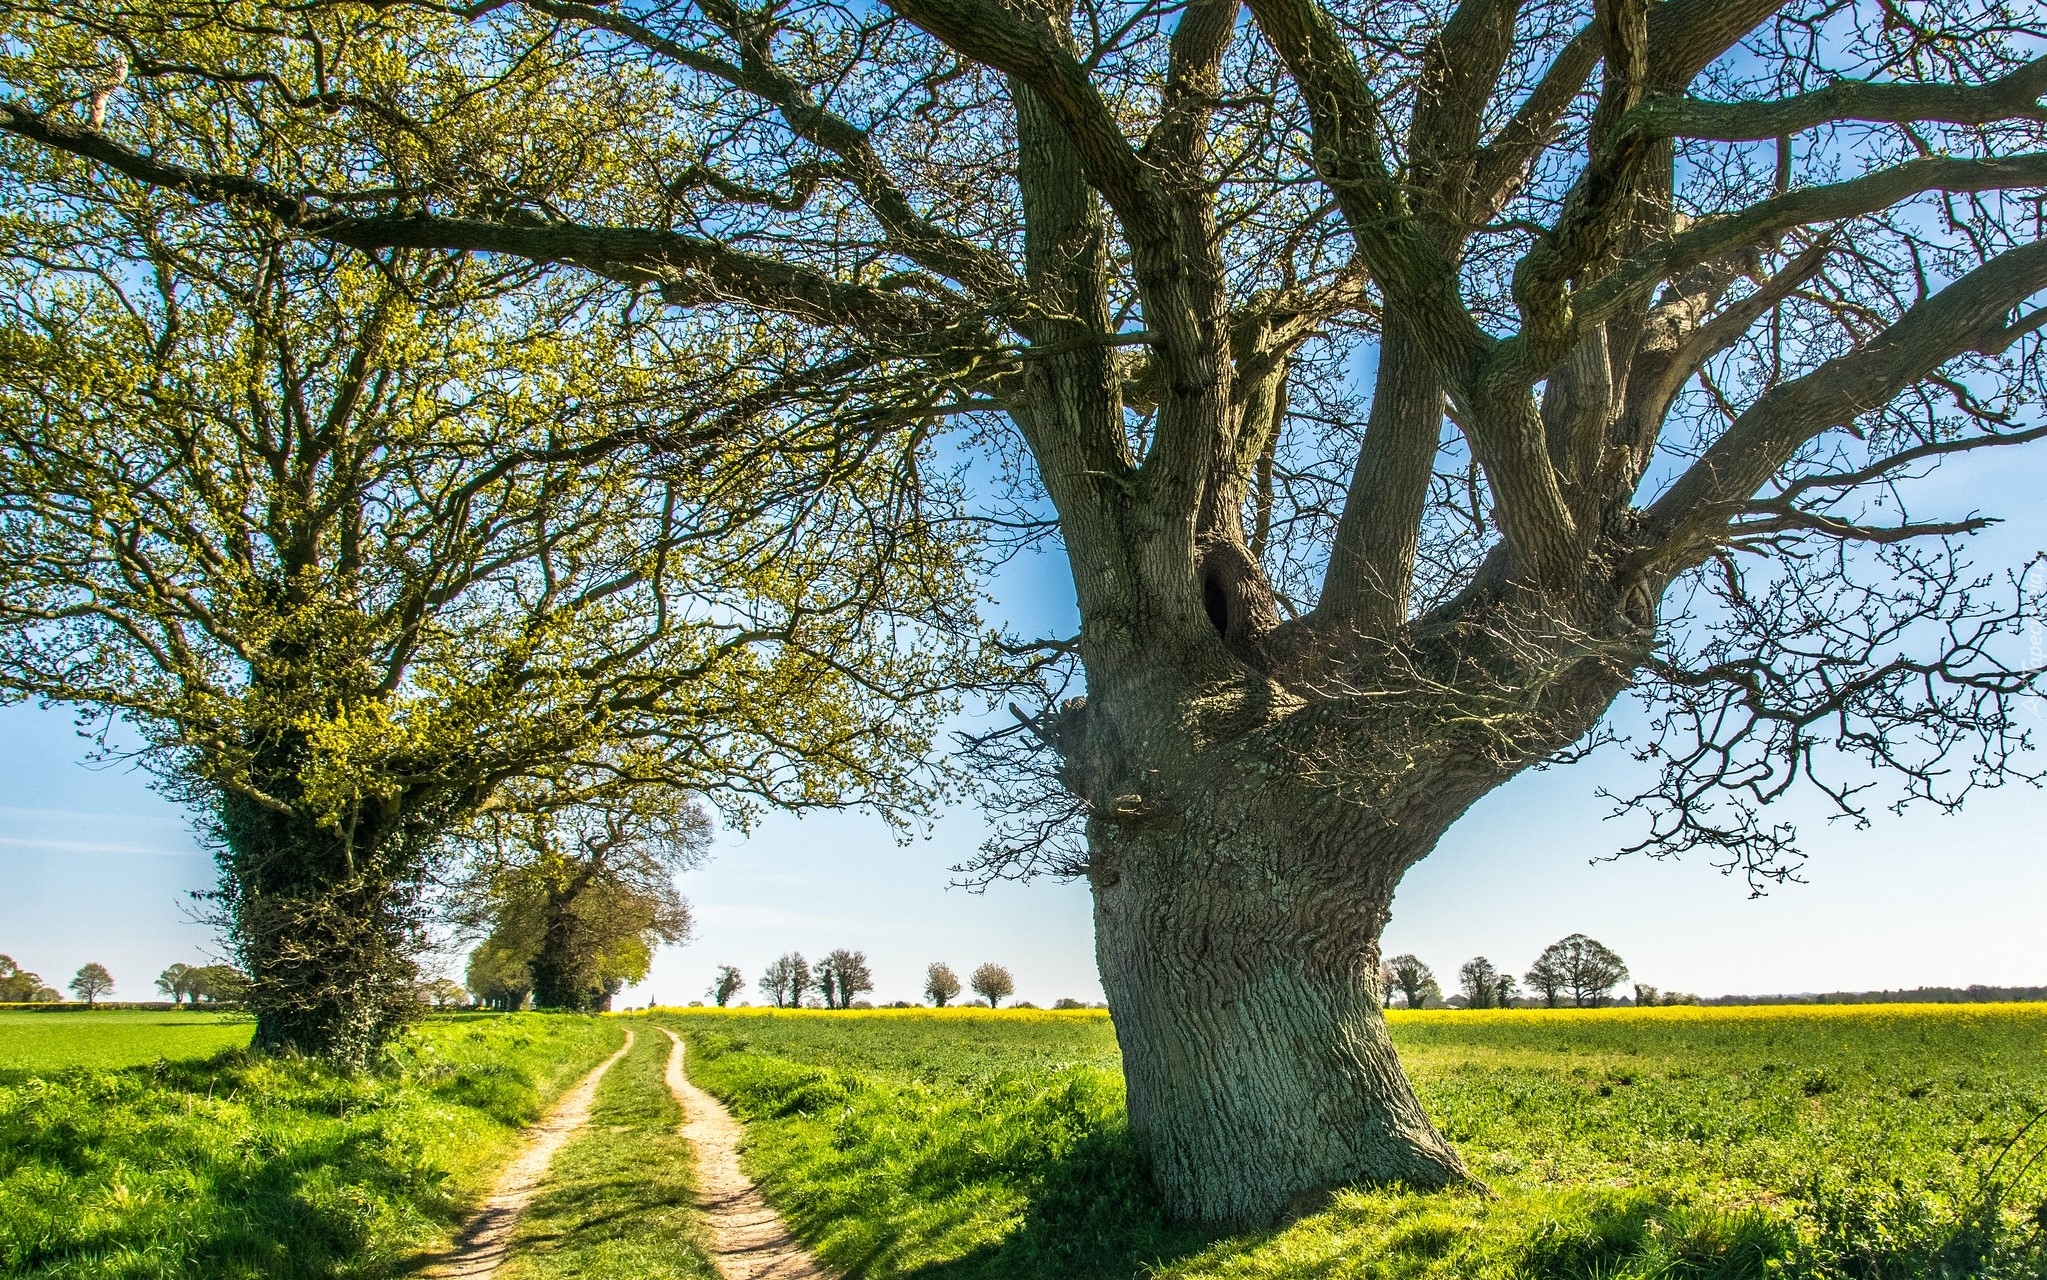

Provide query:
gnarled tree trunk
left=1062, top=606, right=1638, bottom=1223
left=1092, top=805, right=1474, bottom=1222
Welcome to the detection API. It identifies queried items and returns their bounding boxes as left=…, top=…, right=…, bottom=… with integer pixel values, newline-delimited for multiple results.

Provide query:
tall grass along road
left=418, top=1029, right=636, bottom=1278
left=0, top=1013, right=624, bottom=1278
left=664, top=1004, right=2047, bottom=1280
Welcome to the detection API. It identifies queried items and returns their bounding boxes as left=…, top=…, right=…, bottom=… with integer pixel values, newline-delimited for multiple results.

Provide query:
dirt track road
left=659, top=1026, right=830, bottom=1280
left=417, top=1029, right=637, bottom=1279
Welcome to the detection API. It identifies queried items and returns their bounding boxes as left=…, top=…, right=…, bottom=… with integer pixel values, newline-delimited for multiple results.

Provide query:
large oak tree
left=5, top=0, right=2045, bottom=1219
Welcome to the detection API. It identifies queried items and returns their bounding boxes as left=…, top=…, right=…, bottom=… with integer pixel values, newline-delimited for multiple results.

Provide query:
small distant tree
left=155, top=963, right=196, bottom=1005
left=1525, top=951, right=1569, bottom=1009
left=709, top=966, right=745, bottom=1008
left=970, top=963, right=1015, bottom=1009
left=817, top=950, right=874, bottom=1010
left=187, top=965, right=251, bottom=1005
left=1530, top=935, right=1630, bottom=1008
left=69, top=963, right=113, bottom=1007
left=0, top=956, right=48, bottom=1003
left=1385, top=956, right=1439, bottom=1010
left=1458, top=958, right=1502, bottom=1010
left=1052, top=998, right=1089, bottom=1010
left=467, top=938, right=533, bottom=1011
left=924, top=962, right=962, bottom=1008
left=1633, top=984, right=1660, bottom=1008
left=1494, top=973, right=1520, bottom=1010
left=422, top=978, right=468, bottom=1009
left=760, top=953, right=812, bottom=1009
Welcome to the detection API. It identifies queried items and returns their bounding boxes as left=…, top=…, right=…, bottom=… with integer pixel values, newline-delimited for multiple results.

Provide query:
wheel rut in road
left=659, top=1026, right=831, bottom=1280
left=417, top=1028, right=637, bottom=1279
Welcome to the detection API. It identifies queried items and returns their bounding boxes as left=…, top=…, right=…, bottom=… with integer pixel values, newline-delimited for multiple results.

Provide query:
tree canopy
left=1530, top=933, right=1631, bottom=1007
left=452, top=799, right=707, bottom=1010
left=759, top=952, right=812, bottom=1007
left=0, top=94, right=998, bottom=1055
left=68, top=962, right=113, bottom=1005
left=970, top=962, right=1015, bottom=1007
left=924, top=961, right=962, bottom=1007
left=816, top=948, right=875, bottom=1008
left=0, top=955, right=60, bottom=1003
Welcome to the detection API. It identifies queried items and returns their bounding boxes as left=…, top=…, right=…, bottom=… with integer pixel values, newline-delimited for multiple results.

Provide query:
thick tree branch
left=1143, top=0, right=1241, bottom=178
left=883, top=0, right=1223, bottom=512
left=1469, top=0, right=1784, bottom=216
left=1318, top=317, right=1444, bottom=630
left=1627, top=56, right=2047, bottom=141
left=881, top=0, right=1168, bottom=244
left=0, top=101, right=957, bottom=342
left=1636, top=236, right=2047, bottom=573
left=1244, top=0, right=1490, bottom=387
left=1409, top=0, right=1521, bottom=231
left=1573, top=152, right=2047, bottom=333
left=1728, top=509, right=1995, bottom=547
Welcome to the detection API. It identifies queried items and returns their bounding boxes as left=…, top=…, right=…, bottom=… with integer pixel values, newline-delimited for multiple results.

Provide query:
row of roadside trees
left=1384, top=936, right=1694, bottom=1010
left=0, top=956, right=143, bottom=1007
left=693, top=956, right=1023, bottom=1009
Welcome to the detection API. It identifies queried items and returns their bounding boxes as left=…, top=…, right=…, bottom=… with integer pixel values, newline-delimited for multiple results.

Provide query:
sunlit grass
left=0, top=1010, right=255, bottom=1071
left=661, top=1003, right=2047, bottom=1279
left=0, top=1012, right=623, bottom=1279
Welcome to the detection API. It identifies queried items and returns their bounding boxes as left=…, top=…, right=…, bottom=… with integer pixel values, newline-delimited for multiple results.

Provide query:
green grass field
left=7, top=1002, right=2044, bottom=1279
left=660, top=1005, right=2047, bottom=1280
left=0, top=1012, right=624, bottom=1279
left=0, top=1011, right=255, bottom=1071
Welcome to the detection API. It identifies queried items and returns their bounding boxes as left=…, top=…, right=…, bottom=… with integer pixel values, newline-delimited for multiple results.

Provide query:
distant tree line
left=677, top=956, right=1037, bottom=1009
left=1702, top=986, right=2047, bottom=1007
left=1380, top=935, right=1655, bottom=1010
left=0, top=956, right=60, bottom=1003
left=4, top=957, right=256, bottom=1008
left=155, top=963, right=249, bottom=1005
left=751, top=950, right=878, bottom=1009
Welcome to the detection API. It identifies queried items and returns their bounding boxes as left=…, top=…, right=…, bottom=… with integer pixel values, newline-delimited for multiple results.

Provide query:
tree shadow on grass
left=794, top=1123, right=1226, bottom=1280
left=0, top=1052, right=473, bottom=1279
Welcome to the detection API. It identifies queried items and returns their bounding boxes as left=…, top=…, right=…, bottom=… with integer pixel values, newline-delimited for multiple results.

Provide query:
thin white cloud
left=0, top=835, right=202, bottom=858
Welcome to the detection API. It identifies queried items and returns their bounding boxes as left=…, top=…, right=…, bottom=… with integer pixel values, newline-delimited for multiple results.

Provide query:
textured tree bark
left=215, top=728, right=425, bottom=1065
left=1066, top=592, right=1641, bottom=1223
left=1072, top=673, right=1527, bottom=1224
left=529, top=892, right=587, bottom=1012
left=1091, top=792, right=1477, bottom=1224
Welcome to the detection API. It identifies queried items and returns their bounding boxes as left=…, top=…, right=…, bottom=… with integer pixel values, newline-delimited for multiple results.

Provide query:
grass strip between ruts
left=495, top=1019, right=717, bottom=1280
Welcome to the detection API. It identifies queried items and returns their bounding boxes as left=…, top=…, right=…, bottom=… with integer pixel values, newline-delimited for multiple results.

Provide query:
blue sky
left=4, top=431, right=2044, bottom=1009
